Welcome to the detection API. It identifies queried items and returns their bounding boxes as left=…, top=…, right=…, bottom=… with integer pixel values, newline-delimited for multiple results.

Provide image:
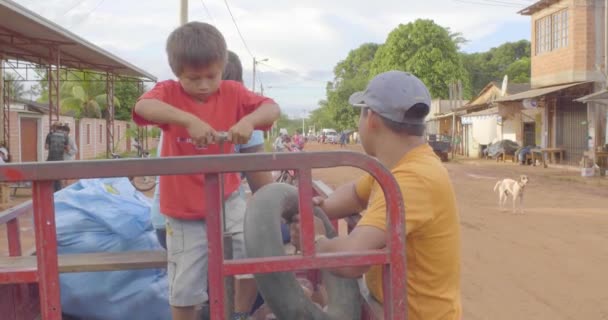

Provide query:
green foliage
left=323, top=43, right=380, bottom=130
left=3, top=73, right=25, bottom=101
left=371, top=19, right=470, bottom=99
left=461, top=40, right=531, bottom=97
left=36, top=70, right=142, bottom=120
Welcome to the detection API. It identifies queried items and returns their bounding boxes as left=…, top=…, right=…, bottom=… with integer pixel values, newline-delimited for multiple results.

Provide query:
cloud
left=13, top=0, right=531, bottom=112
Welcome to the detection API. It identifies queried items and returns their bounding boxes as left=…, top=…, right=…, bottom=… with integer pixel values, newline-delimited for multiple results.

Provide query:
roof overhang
left=519, top=0, right=561, bottom=15
left=575, top=89, right=608, bottom=104
left=0, top=0, right=156, bottom=80
left=495, top=82, right=591, bottom=102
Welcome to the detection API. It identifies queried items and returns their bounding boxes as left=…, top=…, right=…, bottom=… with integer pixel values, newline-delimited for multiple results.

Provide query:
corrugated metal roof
left=0, top=0, right=156, bottom=80
left=495, top=82, right=590, bottom=102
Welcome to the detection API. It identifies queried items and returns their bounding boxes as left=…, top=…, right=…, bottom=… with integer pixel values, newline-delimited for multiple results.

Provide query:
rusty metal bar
left=7, top=218, right=22, bottom=257
left=2, top=76, right=9, bottom=152
left=0, top=152, right=388, bottom=182
left=222, top=251, right=388, bottom=275
left=0, top=200, right=32, bottom=224
left=296, top=168, right=315, bottom=256
left=0, top=269, right=38, bottom=284
left=205, top=173, right=226, bottom=320
left=32, top=181, right=62, bottom=320
left=106, top=72, right=115, bottom=157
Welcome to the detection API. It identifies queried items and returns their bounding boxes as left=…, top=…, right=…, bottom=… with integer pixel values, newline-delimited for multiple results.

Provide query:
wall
left=6, top=110, right=130, bottom=162
left=501, top=118, right=519, bottom=142
left=530, top=0, right=606, bottom=87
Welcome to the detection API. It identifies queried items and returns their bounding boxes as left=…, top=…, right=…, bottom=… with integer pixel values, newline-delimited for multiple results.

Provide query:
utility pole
left=252, top=57, right=269, bottom=93
left=450, top=82, right=456, bottom=160
left=180, top=0, right=188, bottom=25
left=456, top=80, right=463, bottom=157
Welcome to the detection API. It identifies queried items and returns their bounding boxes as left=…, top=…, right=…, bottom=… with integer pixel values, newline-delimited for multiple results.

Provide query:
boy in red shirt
left=133, top=22, right=280, bottom=320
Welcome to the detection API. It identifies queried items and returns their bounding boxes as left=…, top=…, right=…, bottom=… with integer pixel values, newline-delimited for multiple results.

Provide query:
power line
left=222, top=0, right=254, bottom=58
left=258, top=62, right=328, bottom=83
left=80, top=0, right=106, bottom=19
left=452, top=0, right=522, bottom=7
left=62, top=0, right=86, bottom=16
left=199, top=0, right=216, bottom=25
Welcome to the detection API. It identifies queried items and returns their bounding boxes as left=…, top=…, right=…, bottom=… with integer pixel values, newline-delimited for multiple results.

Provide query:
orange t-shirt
left=133, top=80, right=273, bottom=220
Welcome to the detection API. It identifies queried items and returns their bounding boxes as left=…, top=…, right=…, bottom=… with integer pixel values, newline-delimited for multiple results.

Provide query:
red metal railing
left=0, top=151, right=407, bottom=320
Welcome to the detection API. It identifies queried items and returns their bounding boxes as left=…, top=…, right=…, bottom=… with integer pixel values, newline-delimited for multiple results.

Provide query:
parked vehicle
left=428, top=134, right=451, bottom=162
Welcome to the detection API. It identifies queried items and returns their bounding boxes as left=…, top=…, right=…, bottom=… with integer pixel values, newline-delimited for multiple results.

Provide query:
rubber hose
left=244, top=183, right=361, bottom=320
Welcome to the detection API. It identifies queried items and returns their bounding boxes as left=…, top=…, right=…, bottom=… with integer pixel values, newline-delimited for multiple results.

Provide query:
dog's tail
left=493, top=180, right=501, bottom=192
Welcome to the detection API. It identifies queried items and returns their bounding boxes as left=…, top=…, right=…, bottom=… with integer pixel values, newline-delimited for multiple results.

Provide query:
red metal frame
left=0, top=151, right=407, bottom=320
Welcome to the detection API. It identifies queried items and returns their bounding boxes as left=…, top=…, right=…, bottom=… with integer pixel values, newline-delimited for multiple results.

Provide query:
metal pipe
left=180, top=0, right=188, bottom=25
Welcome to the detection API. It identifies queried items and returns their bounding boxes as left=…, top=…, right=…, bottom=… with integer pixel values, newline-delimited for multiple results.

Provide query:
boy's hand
left=228, top=119, right=254, bottom=145
left=289, top=213, right=326, bottom=252
left=185, top=116, right=216, bottom=147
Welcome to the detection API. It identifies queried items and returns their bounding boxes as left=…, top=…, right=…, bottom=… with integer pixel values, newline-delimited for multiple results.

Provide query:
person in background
left=62, top=123, right=78, bottom=161
left=45, top=122, right=68, bottom=192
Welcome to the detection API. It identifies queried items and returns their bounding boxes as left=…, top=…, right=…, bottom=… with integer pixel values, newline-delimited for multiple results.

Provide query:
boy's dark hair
left=166, top=22, right=227, bottom=76
left=363, top=103, right=428, bottom=136
left=223, top=51, right=244, bottom=83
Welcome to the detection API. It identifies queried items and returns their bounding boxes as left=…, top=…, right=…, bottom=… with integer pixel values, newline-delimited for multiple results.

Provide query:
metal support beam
left=2, top=73, right=9, bottom=153
left=0, top=55, right=4, bottom=147
left=106, top=72, right=115, bottom=157
left=47, top=47, right=60, bottom=128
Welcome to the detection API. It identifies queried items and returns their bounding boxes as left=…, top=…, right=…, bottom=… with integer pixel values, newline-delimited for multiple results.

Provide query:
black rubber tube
left=244, top=183, right=361, bottom=320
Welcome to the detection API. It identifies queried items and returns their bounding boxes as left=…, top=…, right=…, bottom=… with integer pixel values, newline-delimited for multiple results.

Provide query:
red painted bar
left=296, top=168, right=315, bottom=257
left=0, top=200, right=32, bottom=224
left=32, top=182, right=61, bottom=320
left=7, top=219, right=22, bottom=257
left=205, top=174, right=226, bottom=320
left=0, top=268, right=37, bottom=284
left=223, top=251, right=388, bottom=275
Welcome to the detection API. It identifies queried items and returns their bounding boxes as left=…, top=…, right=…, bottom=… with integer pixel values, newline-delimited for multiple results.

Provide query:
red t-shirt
left=133, top=80, right=274, bottom=220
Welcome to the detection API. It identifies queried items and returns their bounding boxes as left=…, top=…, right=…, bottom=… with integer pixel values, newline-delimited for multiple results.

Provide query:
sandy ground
left=2, top=142, right=608, bottom=319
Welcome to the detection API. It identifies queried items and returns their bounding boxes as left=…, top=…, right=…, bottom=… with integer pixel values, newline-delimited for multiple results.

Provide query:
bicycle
left=111, top=148, right=157, bottom=192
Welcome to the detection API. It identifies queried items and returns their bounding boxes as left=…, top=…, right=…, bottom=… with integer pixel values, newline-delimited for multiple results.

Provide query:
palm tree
left=59, top=71, right=120, bottom=119
left=3, top=73, right=25, bottom=101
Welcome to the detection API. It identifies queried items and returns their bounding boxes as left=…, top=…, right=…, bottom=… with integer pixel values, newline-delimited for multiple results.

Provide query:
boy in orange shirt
left=133, top=22, right=280, bottom=320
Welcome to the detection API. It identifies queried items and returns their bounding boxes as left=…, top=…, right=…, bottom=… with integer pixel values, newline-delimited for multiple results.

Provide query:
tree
left=3, top=73, right=25, bottom=101
left=59, top=71, right=120, bottom=119
left=461, top=40, right=531, bottom=97
left=114, top=80, right=141, bottom=121
left=371, top=19, right=470, bottom=99
left=309, top=100, right=338, bottom=130
left=36, top=70, right=142, bottom=120
left=324, top=43, right=380, bottom=130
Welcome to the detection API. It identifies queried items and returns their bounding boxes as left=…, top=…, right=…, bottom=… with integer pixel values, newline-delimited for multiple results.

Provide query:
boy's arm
left=229, top=103, right=280, bottom=144
left=134, top=99, right=217, bottom=146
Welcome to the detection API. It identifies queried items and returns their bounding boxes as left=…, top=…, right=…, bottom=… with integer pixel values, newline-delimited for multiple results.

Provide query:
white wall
left=502, top=118, right=518, bottom=142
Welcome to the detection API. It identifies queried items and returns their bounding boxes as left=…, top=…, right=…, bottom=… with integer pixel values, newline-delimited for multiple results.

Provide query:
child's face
left=178, top=60, right=224, bottom=100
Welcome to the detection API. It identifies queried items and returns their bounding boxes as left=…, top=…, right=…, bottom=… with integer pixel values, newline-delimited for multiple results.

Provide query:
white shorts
left=165, top=192, right=247, bottom=307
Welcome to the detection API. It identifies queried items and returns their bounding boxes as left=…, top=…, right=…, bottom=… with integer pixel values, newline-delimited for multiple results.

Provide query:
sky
left=14, top=0, right=533, bottom=118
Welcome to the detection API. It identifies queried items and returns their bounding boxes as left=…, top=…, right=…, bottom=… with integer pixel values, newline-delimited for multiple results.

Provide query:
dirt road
left=308, top=142, right=608, bottom=320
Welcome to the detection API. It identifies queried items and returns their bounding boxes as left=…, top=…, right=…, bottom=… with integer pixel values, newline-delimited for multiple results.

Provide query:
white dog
left=493, top=175, right=529, bottom=213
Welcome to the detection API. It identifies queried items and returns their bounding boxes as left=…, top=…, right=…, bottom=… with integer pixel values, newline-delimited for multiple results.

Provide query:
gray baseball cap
left=349, top=71, right=431, bottom=125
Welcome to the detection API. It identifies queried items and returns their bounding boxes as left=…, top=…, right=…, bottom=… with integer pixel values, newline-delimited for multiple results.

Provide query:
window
left=86, top=124, right=91, bottom=145
left=99, top=124, right=103, bottom=143
left=535, top=9, right=568, bottom=55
